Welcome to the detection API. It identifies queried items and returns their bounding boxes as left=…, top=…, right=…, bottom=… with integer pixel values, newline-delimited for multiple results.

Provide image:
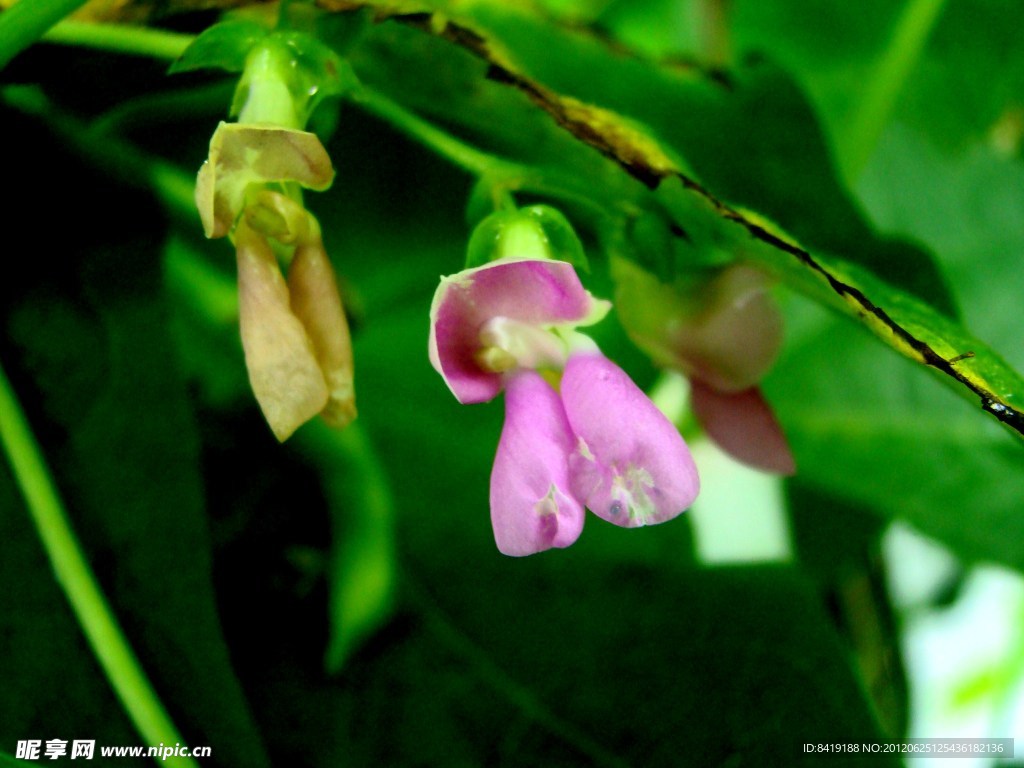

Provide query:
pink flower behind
left=561, top=352, right=700, bottom=527
left=689, top=382, right=795, bottom=476
left=490, top=371, right=585, bottom=556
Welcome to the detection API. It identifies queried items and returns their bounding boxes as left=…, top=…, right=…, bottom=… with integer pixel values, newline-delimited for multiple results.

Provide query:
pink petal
left=429, top=258, right=596, bottom=404
left=490, top=370, right=585, bottom=556
left=561, top=352, right=699, bottom=527
left=690, top=381, right=796, bottom=475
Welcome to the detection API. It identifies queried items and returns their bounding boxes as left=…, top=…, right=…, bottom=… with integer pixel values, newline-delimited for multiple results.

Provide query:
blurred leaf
left=859, top=124, right=1024, bottom=374
left=0, top=463, right=144, bottom=765
left=0, top=109, right=269, bottom=768
left=733, top=0, right=1024, bottom=154
left=296, top=422, right=397, bottom=674
left=787, top=482, right=908, bottom=737
left=788, top=482, right=888, bottom=585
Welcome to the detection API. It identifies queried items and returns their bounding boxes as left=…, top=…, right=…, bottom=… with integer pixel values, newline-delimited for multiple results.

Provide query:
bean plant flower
left=196, top=122, right=356, bottom=441
left=429, top=256, right=700, bottom=556
left=613, top=257, right=795, bottom=475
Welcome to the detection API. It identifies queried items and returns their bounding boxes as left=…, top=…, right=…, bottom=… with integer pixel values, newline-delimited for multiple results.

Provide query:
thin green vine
left=0, top=362, right=199, bottom=768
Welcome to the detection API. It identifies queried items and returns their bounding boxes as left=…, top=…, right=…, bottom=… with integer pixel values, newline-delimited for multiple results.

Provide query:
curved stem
left=42, top=20, right=193, bottom=59
left=352, top=87, right=515, bottom=178
left=352, top=88, right=615, bottom=220
left=0, top=362, right=199, bottom=768
left=0, top=0, right=90, bottom=71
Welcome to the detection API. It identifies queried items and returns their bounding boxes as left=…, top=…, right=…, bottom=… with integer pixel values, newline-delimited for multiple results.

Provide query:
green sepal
left=168, top=20, right=269, bottom=75
left=464, top=205, right=589, bottom=272
left=618, top=209, right=735, bottom=283
left=273, top=30, right=359, bottom=122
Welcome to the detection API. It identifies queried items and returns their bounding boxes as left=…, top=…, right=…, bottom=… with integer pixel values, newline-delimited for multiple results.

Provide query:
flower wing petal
left=288, top=235, right=356, bottom=428
left=562, top=352, right=699, bottom=527
left=429, top=258, right=595, bottom=404
left=237, top=226, right=328, bottom=441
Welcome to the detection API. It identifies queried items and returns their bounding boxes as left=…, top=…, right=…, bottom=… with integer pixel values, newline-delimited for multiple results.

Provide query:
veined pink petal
left=561, top=352, right=699, bottom=527
left=490, top=370, right=585, bottom=556
left=690, top=381, right=796, bottom=475
left=429, top=258, right=596, bottom=404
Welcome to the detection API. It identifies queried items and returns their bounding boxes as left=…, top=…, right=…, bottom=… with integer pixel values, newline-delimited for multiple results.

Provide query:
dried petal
left=196, top=121, right=335, bottom=239
left=562, top=352, right=699, bottom=527
left=288, top=235, right=356, bottom=428
left=429, top=258, right=602, bottom=404
left=690, top=381, right=796, bottom=475
left=236, top=225, right=328, bottom=441
left=490, top=370, right=585, bottom=556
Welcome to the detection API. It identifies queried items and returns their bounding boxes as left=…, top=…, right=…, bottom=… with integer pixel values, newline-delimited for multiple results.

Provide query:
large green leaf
left=0, top=109, right=269, bottom=768
left=201, top=281, right=895, bottom=768
left=766, top=301, right=1024, bottom=571
left=330, top=1, right=1024, bottom=441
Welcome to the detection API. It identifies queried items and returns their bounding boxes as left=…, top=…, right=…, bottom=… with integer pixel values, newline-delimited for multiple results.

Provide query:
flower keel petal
left=490, top=371, right=584, bottom=556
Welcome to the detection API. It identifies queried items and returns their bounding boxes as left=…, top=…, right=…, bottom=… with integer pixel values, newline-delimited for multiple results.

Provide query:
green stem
left=2, top=86, right=197, bottom=219
left=0, top=0, right=90, bottom=71
left=353, top=87, right=515, bottom=178
left=42, top=20, right=193, bottom=59
left=353, top=88, right=615, bottom=219
left=14, top=17, right=613, bottom=220
left=0, top=363, right=199, bottom=768
left=840, top=0, right=948, bottom=182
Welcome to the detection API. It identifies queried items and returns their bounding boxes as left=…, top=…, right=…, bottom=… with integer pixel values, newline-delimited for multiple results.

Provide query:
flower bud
left=613, top=258, right=783, bottom=392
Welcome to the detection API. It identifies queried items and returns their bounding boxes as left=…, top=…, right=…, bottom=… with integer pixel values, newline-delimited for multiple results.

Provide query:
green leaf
left=455, top=3, right=956, bottom=312
left=0, top=109, right=269, bottom=767
left=295, top=423, right=398, bottom=674
left=168, top=19, right=268, bottom=75
left=765, top=301, right=1024, bottom=571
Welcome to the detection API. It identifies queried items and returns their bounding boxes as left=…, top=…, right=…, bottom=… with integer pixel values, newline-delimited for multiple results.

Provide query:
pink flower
left=613, top=258, right=795, bottom=475
left=429, top=257, right=699, bottom=556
